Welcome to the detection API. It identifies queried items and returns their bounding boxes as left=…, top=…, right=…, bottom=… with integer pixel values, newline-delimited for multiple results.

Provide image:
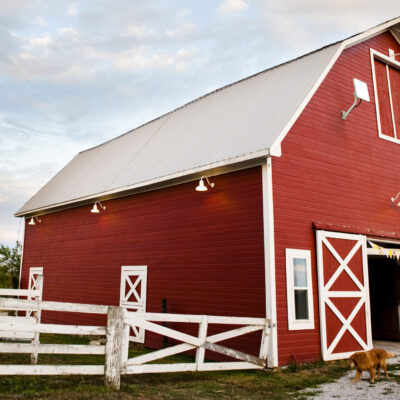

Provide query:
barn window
left=371, top=49, right=400, bottom=143
left=285, top=249, right=314, bottom=330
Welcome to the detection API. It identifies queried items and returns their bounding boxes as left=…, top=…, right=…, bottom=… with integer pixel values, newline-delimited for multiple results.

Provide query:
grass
left=0, top=334, right=351, bottom=399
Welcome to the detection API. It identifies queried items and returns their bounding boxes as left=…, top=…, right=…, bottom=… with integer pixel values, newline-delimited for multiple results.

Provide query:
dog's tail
left=387, top=352, right=396, bottom=359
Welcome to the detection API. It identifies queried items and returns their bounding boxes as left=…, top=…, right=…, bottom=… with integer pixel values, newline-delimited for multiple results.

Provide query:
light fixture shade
left=28, top=217, right=35, bottom=226
left=196, top=179, right=207, bottom=191
left=91, top=204, right=100, bottom=213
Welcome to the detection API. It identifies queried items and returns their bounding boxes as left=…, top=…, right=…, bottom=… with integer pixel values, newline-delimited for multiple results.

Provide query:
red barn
left=16, top=17, right=400, bottom=367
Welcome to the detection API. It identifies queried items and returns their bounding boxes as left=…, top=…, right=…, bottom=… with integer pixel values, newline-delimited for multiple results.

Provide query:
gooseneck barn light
left=341, top=78, right=370, bottom=120
left=391, top=192, right=400, bottom=206
left=196, top=176, right=214, bottom=192
left=28, top=216, right=41, bottom=226
left=91, top=201, right=106, bottom=213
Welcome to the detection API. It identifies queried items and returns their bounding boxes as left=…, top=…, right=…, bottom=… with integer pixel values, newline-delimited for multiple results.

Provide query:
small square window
left=286, top=249, right=314, bottom=330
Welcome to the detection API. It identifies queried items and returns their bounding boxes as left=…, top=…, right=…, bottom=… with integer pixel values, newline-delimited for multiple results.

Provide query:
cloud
left=165, top=23, right=196, bottom=38
left=218, top=0, right=249, bottom=15
left=68, top=3, right=78, bottom=16
left=123, top=25, right=154, bottom=39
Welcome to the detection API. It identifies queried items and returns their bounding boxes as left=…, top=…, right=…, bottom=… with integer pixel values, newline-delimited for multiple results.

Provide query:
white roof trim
left=343, top=17, right=400, bottom=49
left=15, top=148, right=270, bottom=217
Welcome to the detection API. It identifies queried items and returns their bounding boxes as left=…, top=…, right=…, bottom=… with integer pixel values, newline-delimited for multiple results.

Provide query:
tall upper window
left=371, top=49, right=400, bottom=143
left=285, top=249, right=314, bottom=330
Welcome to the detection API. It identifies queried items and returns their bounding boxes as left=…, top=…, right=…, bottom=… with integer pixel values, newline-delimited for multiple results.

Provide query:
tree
left=0, top=241, right=22, bottom=288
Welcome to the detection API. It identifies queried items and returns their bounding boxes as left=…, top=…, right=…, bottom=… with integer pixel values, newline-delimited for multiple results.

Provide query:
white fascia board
left=15, top=148, right=270, bottom=217
left=269, top=43, right=345, bottom=155
left=343, top=18, right=400, bottom=49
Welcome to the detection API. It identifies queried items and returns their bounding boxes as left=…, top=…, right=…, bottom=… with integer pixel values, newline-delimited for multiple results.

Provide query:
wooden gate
left=120, top=266, right=147, bottom=343
left=316, top=231, right=372, bottom=361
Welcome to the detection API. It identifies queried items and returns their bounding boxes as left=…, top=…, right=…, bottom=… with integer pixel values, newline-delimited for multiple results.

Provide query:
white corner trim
left=18, top=219, right=26, bottom=289
left=262, top=158, right=278, bottom=367
left=285, top=249, right=314, bottom=331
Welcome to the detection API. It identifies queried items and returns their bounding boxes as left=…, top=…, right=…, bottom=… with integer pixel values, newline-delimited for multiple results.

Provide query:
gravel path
left=301, top=342, right=400, bottom=399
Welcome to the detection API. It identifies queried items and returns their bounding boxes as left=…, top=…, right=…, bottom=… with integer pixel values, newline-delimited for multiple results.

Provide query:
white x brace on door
left=316, top=231, right=372, bottom=361
left=27, top=267, right=43, bottom=317
left=120, top=266, right=147, bottom=343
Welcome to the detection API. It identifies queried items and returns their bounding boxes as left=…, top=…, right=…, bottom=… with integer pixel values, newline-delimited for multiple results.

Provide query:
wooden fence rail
left=0, top=296, right=111, bottom=384
left=0, top=297, right=270, bottom=390
left=123, top=311, right=270, bottom=376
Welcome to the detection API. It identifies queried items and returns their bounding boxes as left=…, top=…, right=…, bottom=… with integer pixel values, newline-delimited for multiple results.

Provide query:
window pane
left=295, top=290, right=309, bottom=320
left=293, top=257, right=307, bottom=287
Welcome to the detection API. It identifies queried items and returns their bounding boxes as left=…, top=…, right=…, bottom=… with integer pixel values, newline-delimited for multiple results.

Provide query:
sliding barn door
left=316, top=231, right=372, bottom=361
left=120, top=266, right=147, bottom=343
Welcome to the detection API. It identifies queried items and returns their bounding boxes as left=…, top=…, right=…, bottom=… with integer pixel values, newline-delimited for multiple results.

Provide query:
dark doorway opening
left=368, top=255, right=400, bottom=340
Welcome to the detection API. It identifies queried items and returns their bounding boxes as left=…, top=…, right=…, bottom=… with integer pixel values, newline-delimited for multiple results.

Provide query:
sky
left=0, top=0, right=399, bottom=247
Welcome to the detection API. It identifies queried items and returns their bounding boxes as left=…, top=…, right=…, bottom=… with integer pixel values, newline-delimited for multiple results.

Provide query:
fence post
left=30, top=275, right=43, bottom=365
left=105, top=306, right=124, bottom=389
left=259, top=319, right=270, bottom=364
left=195, top=315, right=208, bottom=371
left=120, top=309, right=129, bottom=372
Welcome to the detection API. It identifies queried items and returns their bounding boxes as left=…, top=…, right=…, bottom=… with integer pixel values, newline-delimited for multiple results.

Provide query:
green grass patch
left=0, top=334, right=351, bottom=399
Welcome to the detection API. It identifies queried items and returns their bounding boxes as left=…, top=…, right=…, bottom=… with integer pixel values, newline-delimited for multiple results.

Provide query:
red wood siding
left=21, top=167, right=266, bottom=357
left=273, top=31, right=400, bottom=365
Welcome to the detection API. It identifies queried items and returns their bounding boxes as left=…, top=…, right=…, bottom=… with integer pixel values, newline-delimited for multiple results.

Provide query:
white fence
left=0, top=297, right=270, bottom=389
left=123, top=312, right=269, bottom=374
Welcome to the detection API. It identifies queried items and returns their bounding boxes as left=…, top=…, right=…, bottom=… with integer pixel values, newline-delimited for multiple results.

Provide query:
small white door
left=120, top=266, right=147, bottom=343
left=27, top=267, right=43, bottom=317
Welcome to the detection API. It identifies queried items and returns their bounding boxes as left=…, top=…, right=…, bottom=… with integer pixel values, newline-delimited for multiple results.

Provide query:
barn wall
left=273, top=31, right=400, bottom=365
left=21, top=167, right=266, bottom=356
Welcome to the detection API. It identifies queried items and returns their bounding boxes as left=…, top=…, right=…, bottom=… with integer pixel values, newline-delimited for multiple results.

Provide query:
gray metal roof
left=15, top=17, right=400, bottom=216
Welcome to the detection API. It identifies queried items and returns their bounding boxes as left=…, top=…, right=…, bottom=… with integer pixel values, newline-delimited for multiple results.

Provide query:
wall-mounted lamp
left=28, top=216, right=41, bottom=226
left=391, top=192, right=400, bottom=206
left=341, top=78, right=370, bottom=120
left=196, top=176, right=214, bottom=192
left=91, top=201, right=106, bottom=213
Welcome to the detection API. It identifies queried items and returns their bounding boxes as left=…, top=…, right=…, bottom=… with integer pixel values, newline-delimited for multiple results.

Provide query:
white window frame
left=370, top=48, right=400, bottom=144
left=286, top=249, right=314, bottom=330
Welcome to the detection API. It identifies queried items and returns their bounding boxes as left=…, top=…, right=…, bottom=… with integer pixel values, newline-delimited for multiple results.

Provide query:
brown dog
left=349, top=348, right=396, bottom=383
